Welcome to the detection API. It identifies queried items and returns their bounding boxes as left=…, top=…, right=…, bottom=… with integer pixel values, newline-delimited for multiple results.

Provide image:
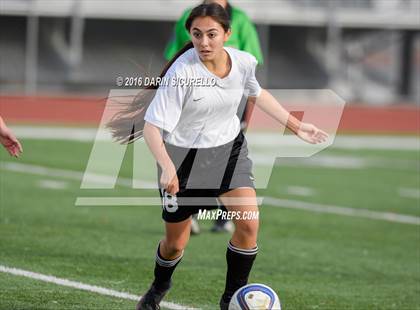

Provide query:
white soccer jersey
left=144, top=46, right=262, bottom=148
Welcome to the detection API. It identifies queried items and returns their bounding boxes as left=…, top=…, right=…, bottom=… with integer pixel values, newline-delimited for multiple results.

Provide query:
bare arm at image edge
left=0, top=116, right=23, bottom=157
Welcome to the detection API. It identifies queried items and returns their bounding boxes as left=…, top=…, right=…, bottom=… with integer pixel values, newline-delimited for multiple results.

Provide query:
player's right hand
left=160, top=163, right=179, bottom=195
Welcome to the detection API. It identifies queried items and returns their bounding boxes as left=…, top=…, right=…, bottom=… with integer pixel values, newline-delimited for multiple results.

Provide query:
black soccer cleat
left=219, top=296, right=230, bottom=310
left=136, top=281, right=171, bottom=310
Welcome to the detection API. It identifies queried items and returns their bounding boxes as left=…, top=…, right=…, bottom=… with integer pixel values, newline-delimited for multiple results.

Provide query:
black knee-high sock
left=153, top=242, right=183, bottom=290
left=221, top=241, right=258, bottom=303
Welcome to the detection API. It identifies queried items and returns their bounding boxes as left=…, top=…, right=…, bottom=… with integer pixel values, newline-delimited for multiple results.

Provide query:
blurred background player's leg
left=211, top=204, right=234, bottom=233
left=190, top=214, right=201, bottom=235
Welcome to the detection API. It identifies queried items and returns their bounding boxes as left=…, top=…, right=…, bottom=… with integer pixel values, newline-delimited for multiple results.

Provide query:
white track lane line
left=10, top=126, right=420, bottom=151
left=0, top=265, right=198, bottom=310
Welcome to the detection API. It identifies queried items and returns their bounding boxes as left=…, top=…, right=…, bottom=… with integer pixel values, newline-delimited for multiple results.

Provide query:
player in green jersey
left=165, top=0, right=263, bottom=65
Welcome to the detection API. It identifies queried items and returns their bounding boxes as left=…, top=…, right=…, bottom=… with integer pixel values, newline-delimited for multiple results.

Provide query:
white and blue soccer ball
left=229, top=283, right=281, bottom=310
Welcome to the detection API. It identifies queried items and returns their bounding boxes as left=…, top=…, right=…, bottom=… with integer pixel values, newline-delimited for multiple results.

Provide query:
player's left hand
left=0, top=127, right=23, bottom=157
left=296, top=122, right=328, bottom=144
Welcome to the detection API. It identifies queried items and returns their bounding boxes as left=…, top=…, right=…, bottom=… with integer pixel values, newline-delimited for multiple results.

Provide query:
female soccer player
left=166, top=0, right=264, bottom=235
left=109, top=3, right=327, bottom=310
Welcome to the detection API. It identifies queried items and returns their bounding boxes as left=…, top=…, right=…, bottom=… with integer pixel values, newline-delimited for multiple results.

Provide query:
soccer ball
left=229, top=283, right=281, bottom=310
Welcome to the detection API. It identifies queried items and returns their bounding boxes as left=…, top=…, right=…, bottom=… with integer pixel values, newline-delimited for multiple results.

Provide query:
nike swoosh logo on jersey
left=193, top=97, right=204, bottom=102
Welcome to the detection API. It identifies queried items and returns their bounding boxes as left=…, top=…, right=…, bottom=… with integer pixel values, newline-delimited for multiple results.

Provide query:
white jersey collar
left=193, top=46, right=236, bottom=87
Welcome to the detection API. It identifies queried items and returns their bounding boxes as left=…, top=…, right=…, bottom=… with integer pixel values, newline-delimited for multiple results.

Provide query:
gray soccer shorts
left=157, top=131, right=255, bottom=223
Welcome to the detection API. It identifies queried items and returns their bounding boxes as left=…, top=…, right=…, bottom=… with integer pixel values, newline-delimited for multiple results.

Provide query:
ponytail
left=107, top=41, right=194, bottom=144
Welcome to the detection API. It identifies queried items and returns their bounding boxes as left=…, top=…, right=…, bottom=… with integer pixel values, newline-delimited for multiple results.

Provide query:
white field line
left=263, top=197, right=420, bottom=225
left=0, top=162, right=156, bottom=188
left=0, top=265, right=198, bottom=310
left=286, top=186, right=315, bottom=197
left=37, top=179, right=69, bottom=190
left=1, top=162, right=419, bottom=225
left=398, top=187, right=420, bottom=200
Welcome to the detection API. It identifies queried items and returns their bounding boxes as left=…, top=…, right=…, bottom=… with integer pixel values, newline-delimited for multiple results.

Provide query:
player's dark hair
left=186, top=3, right=230, bottom=33
left=108, top=3, right=230, bottom=144
left=201, top=1, right=232, bottom=20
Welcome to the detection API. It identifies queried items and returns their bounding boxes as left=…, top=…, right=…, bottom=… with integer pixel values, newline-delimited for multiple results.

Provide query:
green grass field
left=0, top=136, right=419, bottom=309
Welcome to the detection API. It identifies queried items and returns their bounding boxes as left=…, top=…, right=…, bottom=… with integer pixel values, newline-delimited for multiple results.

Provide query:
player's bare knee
left=164, top=240, right=186, bottom=256
left=235, top=219, right=259, bottom=239
left=159, top=239, right=184, bottom=258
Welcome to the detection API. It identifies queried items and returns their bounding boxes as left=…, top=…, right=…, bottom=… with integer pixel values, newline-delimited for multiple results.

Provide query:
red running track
left=0, top=95, right=418, bottom=134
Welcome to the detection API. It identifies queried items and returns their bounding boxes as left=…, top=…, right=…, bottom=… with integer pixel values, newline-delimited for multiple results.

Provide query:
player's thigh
left=218, top=187, right=259, bottom=233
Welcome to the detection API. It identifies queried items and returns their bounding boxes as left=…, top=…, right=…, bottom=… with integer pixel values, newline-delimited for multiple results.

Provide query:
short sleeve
left=144, top=68, right=186, bottom=133
left=245, top=55, right=262, bottom=97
